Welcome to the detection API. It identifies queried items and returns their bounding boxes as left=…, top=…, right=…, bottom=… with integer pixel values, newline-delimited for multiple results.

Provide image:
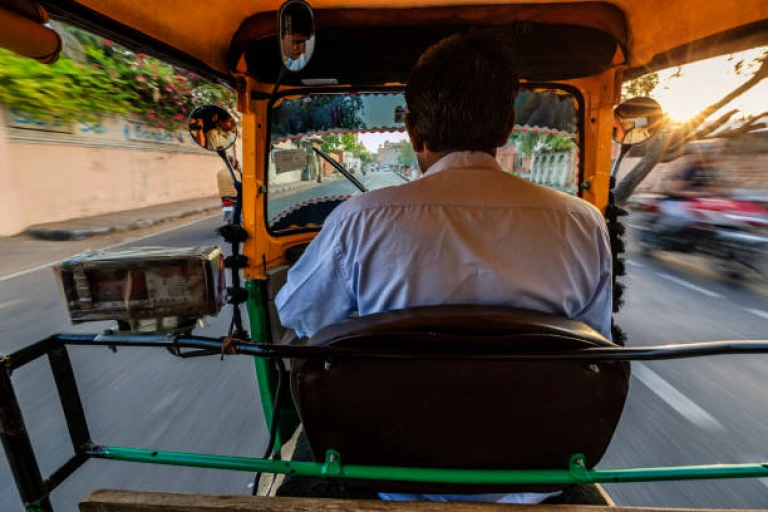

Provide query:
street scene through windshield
left=0, top=13, right=766, bottom=512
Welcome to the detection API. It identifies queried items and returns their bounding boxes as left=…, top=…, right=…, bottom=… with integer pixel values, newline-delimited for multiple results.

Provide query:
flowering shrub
left=0, top=23, right=236, bottom=130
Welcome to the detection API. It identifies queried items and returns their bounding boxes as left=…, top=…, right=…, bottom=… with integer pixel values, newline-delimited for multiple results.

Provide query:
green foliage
left=0, top=23, right=235, bottom=130
left=319, top=133, right=372, bottom=166
left=621, top=72, right=660, bottom=100
left=508, top=131, right=573, bottom=156
left=398, top=142, right=417, bottom=166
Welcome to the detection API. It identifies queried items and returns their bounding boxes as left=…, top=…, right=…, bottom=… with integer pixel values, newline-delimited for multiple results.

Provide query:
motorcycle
left=221, top=195, right=236, bottom=223
left=635, top=196, right=768, bottom=279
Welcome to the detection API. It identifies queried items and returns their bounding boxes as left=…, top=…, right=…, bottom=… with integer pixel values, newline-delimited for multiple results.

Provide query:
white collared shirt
left=276, top=151, right=612, bottom=340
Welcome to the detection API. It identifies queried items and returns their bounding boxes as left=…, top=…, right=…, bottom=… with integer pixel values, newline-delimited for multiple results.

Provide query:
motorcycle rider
left=656, top=149, right=722, bottom=233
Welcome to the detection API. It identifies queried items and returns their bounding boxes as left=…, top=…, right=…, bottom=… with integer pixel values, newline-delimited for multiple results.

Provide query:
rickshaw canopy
left=47, top=0, right=768, bottom=82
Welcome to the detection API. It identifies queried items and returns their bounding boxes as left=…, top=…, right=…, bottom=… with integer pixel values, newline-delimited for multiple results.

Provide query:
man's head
left=282, top=11, right=312, bottom=60
left=405, top=31, right=519, bottom=169
left=218, top=115, right=235, bottom=132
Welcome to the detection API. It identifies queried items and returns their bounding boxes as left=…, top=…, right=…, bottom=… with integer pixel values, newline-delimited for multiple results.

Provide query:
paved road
left=268, top=172, right=407, bottom=224
left=1, top=202, right=768, bottom=510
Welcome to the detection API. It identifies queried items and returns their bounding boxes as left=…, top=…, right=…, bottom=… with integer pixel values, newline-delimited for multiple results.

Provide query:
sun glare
left=651, top=47, right=767, bottom=123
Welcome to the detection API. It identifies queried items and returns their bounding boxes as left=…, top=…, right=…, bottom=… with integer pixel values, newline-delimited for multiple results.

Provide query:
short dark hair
left=405, top=31, right=519, bottom=153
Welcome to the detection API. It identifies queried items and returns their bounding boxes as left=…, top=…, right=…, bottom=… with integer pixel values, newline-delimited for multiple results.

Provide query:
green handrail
left=87, top=446, right=768, bottom=485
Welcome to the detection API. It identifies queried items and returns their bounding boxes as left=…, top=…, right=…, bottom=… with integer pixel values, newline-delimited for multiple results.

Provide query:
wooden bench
left=80, top=490, right=758, bottom=512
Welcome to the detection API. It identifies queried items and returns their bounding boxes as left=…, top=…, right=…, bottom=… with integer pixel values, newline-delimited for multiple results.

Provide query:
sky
left=652, top=46, right=767, bottom=122
left=359, top=131, right=409, bottom=153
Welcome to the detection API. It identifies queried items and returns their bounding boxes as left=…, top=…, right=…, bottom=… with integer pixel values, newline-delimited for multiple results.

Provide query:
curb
left=25, top=205, right=220, bottom=241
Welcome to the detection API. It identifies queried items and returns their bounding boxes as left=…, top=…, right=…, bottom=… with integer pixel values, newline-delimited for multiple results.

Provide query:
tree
left=398, top=142, right=417, bottom=167
left=621, top=72, right=659, bottom=100
left=614, top=51, right=768, bottom=205
left=508, top=130, right=573, bottom=156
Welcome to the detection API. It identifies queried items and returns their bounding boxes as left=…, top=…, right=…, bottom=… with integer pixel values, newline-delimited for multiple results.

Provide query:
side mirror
left=279, top=0, right=315, bottom=73
left=188, top=105, right=237, bottom=152
left=613, top=97, right=664, bottom=146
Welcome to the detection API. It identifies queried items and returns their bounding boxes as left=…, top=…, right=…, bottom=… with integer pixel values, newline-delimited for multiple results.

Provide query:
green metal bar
left=244, top=279, right=282, bottom=450
left=244, top=279, right=300, bottom=451
left=87, top=445, right=768, bottom=485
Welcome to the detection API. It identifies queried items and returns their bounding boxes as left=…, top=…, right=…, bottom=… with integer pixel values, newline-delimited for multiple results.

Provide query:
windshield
left=267, top=88, right=581, bottom=234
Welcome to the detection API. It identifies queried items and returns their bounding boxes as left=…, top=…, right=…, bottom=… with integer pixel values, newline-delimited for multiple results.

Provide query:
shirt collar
left=424, top=151, right=501, bottom=176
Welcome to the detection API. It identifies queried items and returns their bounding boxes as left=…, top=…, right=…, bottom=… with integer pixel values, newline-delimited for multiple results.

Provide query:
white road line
left=658, top=273, right=724, bottom=299
left=626, top=260, right=645, bottom=267
left=0, top=214, right=218, bottom=284
left=746, top=309, right=768, bottom=321
left=0, top=298, right=29, bottom=310
left=633, top=363, right=725, bottom=432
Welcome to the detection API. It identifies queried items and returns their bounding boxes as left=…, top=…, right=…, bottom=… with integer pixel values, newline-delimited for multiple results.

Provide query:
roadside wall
left=0, top=107, right=223, bottom=236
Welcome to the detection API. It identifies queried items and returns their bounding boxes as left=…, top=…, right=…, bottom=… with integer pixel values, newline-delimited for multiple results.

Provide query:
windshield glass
left=267, top=87, right=581, bottom=234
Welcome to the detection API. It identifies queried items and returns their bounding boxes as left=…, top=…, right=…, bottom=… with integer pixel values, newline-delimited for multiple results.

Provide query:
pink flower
left=165, top=87, right=174, bottom=93
left=156, top=123, right=164, bottom=128
left=148, top=113, right=156, bottom=119
left=151, top=72, right=159, bottom=77
left=102, top=39, right=113, bottom=46
left=137, top=53, right=146, bottom=60
left=174, top=114, right=184, bottom=120
left=136, top=76, right=147, bottom=82
left=187, top=72, right=197, bottom=78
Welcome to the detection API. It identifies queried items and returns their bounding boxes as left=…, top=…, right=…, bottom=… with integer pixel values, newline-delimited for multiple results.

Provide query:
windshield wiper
left=313, top=148, right=367, bottom=193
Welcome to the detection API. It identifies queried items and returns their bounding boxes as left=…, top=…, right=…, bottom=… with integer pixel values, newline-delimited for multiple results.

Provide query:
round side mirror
left=613, top=97, right=664, bottom=146
left=188, top=105, right=237, bottom=152
left=279, top=0, right=315, bottom=73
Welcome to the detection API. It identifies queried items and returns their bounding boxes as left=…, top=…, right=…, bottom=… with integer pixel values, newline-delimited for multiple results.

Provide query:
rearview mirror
left=188, top=105, right=237, bottom=152
left=279, top=0, right=315, bottom=73
left=613, top=97, right=664, bottom=146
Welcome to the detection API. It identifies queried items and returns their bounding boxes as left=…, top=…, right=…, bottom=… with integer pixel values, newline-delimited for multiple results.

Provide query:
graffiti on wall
left=5, top=108, right=196, bottom=149
left=122, top=123, right=186, bottom=144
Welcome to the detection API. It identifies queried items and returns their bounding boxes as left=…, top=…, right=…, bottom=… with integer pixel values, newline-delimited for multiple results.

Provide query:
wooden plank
left=80, top=490, right=768, bottom=512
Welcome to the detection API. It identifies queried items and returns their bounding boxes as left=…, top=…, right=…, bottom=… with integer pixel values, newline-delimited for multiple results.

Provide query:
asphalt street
left=1, top=180, right=768, bottom=510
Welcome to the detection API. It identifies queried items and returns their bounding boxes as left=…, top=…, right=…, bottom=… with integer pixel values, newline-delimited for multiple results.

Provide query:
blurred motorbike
left=635, top=196, right=768, bottom=279
left=222, top=196, right=236, bottom=223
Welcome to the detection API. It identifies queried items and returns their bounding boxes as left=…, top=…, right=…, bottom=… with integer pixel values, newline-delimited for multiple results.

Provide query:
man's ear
left=405, top=113, right=424, bottom=152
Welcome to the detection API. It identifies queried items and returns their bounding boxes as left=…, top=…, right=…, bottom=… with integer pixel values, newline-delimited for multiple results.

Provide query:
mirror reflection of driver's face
left=283, top=33, right=308, bottom=60
left=219, top=116, right=235, bottom=133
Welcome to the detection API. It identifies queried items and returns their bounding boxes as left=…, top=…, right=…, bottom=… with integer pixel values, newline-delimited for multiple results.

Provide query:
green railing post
left=244, top=279, right=299, bottom=452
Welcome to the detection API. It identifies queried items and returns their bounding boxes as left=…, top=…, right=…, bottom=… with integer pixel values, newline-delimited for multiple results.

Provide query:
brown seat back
left=291, top=305, right=630, bottom=494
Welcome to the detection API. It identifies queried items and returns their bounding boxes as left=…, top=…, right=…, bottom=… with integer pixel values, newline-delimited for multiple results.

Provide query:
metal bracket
left=322, top=450, right=342, bottom=477
left=568, top=453, right=591, bottom=483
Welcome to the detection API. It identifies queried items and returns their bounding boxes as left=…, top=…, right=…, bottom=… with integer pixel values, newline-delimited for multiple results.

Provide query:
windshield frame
left=264, top=84, right=585, bottom=237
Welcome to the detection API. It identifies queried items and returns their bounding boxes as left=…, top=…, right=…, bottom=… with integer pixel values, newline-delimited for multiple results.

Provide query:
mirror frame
left=188, top=104, right=238, bottom=152
left=613, top=96, right=664, bottom=146
left=278, top=0, right=316, bottom=73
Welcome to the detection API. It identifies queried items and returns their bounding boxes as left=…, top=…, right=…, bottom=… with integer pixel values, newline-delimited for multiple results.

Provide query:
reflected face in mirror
left=283, top=33, right=308, bottom=60
left=612, top=97, right=664, bottom=146
left=188, top=105, right=237, bottom=152
left=279, top=0, right=315, bottom=72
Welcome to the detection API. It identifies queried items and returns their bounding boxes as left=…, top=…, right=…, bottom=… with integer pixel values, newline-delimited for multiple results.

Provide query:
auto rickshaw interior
left=1, top=1, right=767, bottom=511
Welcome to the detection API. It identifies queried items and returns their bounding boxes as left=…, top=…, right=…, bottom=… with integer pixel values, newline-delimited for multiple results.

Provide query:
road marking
left=633, top=363, right=725, bottom=432
left=746, top=309, right=768, bottom=321
left=0, top=298, right=29, bottom=310
left=0, top=214, right=218, bottom=284
left=626, top=260, right=645, bottom=267
left=658, top=273, right=724, bottom=299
